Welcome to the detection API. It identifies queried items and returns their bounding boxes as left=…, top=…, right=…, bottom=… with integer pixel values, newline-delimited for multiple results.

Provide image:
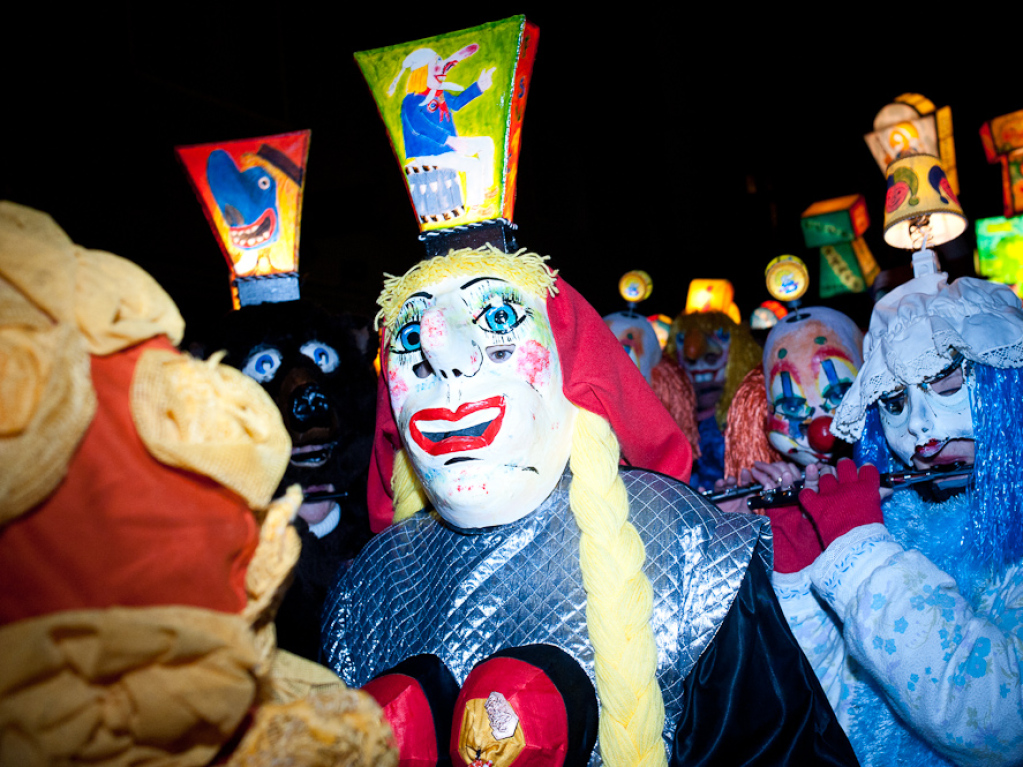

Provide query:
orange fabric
left=650, top=358, right=700, bottom=459
left=723, top=368, right=783, bottom=480
left=0, top=337, right=259, bottom=624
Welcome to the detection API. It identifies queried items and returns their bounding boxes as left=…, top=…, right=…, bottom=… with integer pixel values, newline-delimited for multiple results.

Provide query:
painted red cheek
left=767, top=413, right=789, bottom=433
left=387, top=368, right=409, bottom=405
left=514, top=340, right=551, bottom=388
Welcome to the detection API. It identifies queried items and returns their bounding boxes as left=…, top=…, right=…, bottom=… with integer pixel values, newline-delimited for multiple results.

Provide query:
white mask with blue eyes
left=242, top=346, right=283, bottom=383
left=879, top=357, right=976, bottom=469
left=385, top=274, right=576, bottom=529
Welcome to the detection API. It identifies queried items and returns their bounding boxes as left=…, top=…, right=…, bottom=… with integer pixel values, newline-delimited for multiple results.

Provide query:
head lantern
left=603, top=271, right=661, bottom=384
left=360, top=19, right=694, bottom=766
left=176, top=131, right=310, bottom=309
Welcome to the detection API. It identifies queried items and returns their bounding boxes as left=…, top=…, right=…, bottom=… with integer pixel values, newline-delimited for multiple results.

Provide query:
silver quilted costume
left=322, top=468, right=771, bottom=760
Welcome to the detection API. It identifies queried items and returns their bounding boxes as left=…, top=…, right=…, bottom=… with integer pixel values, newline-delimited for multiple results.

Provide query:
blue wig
left=853, top=362, right=1023, bottom=565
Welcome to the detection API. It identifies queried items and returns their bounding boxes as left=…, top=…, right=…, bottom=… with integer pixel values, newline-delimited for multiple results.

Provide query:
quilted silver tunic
left=322, top=468, right=771, bottom=758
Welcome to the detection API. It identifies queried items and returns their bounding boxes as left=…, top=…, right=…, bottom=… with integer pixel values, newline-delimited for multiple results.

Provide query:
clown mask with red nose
left=763, top=307, right=863, bottom=466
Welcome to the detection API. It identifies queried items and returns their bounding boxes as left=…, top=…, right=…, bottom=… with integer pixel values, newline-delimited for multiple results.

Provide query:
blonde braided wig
left=382, top=247, right=666, bottom=766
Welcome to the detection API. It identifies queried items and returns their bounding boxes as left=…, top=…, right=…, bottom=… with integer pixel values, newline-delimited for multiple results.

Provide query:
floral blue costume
left=777, top=488, right=1023, bottom=766
left=777, top=272, right=1023, bottom=766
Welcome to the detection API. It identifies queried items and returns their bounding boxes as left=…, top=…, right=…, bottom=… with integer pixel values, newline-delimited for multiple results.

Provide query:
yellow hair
left=375, top=245, right=558, bottom=333
left=569, top=408, right=666, bottom=767
left=664, top=311, right=762, bottom=429
left=392, top=448, right=428, bottom=525
left=406, top=66, right=427, bottom=94
left=389, top=410, right=665, bottom=767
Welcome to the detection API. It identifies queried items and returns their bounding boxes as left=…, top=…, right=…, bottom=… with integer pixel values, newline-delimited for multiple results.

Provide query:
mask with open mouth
left=384, top=269, right=576, bottom=529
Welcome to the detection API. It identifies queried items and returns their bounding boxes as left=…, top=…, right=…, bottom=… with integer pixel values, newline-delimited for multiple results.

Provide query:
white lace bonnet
left=833, top=272, right=1023, bottom=441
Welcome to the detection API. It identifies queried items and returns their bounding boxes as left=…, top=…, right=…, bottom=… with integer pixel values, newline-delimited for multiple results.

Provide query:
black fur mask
left=216, top=298, right=378, bottom=660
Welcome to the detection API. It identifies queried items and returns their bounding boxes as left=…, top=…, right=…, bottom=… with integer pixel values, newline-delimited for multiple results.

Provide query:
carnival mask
left=604, top=311, right=661, bottom=384
left=677, top=326, right=731, bottom=420
left=385, top=273, right=575, bottom=528
left=878, top=355, right=976, bottom=470
left=764, top=308, right=863, bottom=466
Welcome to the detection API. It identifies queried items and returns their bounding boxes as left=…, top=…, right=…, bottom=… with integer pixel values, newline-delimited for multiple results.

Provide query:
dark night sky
left=4, top=7, right=1017, bottom=345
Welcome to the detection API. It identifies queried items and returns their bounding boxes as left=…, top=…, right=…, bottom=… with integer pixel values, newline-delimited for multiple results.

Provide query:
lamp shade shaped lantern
left=354, top=15, right=537, bottom=255
left=883, top=153, right=966, bottom=251
left=684, top=279, right=741, bottom=324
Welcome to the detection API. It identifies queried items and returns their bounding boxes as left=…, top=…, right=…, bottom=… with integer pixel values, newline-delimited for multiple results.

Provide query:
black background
left=5, top=6, right=1017, bottom=345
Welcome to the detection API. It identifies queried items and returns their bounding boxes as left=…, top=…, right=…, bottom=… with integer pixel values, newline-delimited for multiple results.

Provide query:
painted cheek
left=515, top=340, right=552, bottom=389
left=387, top=367, right=410, bottom=413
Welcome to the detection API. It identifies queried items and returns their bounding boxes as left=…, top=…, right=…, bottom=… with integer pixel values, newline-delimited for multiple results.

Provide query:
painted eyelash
left=468, top=284, right=525, bottom=310
left=393, top=300, right=425, bottom=332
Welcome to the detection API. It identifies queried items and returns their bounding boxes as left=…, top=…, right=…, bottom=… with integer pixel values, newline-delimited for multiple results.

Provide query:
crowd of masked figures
left=4, top=196, right=1023, bottom=767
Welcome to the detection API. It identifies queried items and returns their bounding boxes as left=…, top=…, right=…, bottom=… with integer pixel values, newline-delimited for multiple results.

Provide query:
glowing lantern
left=750, top=300, right=788, bottom=331
left=619, top=270, right=653, bottom=304
left=685, top=279, right=741, bottom=324
left=647, top=314, right=672, bottom=349
left=975, top=216, right=1023, bottom=296
left=355, top=16, right=538, bottom=255
left=801, top=194, right=878, bottom=298
left=980, top=109, right=1023, bottom=218
left=764, top=255, right=809, bottom=304
left=864, top=94, right=958, bottom=195
left=800, top=194, right=869, bottom=248
left=176, top=131, right=310, bottom=308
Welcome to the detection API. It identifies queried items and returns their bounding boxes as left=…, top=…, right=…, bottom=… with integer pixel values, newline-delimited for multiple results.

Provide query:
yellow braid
left=391, top=447, right=428, bottom=524
left=569, top=408, right=666, bottom=767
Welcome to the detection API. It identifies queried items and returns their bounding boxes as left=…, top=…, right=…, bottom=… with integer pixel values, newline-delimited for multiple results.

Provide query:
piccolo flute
left=700, top=462, right=973, bottom=510
left=300, top=490, right=350, bottom=503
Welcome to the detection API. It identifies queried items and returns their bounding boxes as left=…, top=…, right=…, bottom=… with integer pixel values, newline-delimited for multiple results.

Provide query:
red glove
left=765, top=505, right=825, bottom=573
left=798, top=459, right=883, bottom=551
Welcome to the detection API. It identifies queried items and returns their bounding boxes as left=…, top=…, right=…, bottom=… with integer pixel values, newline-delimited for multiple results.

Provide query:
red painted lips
left=409, top=396, right=506, bottom=456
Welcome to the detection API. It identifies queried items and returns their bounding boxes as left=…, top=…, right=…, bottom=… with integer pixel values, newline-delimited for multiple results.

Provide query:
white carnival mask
left=763, top=308, right=863, bottom=466
left=604, top=311, right=662, bottom=383
left=878, top=355, right=976, bottom=470
left=386, top=273, right=576, bottom=528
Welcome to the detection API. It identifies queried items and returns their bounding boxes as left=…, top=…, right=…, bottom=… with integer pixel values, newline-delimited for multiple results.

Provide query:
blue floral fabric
left=774, top=490, right=1023, bottom=766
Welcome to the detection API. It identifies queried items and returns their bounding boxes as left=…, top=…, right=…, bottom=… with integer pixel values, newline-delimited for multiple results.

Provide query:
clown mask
left=385, top=272, right=576, bottom=528
left=677, top=325, right=731, bottom=420
left=878, top=355, right=976, bottom=471
left=604, top=311, right=662, bottom=384
left=763, top=308, right=863, bottom=466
